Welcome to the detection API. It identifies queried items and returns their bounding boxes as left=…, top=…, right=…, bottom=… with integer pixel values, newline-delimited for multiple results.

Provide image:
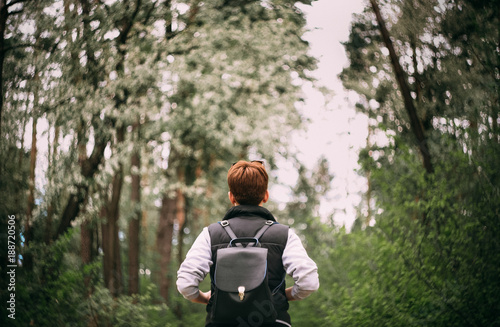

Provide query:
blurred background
left=0, top=0, right=499, bottom=326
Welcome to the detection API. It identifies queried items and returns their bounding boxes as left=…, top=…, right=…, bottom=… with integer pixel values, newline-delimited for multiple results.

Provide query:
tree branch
left=7, top=8, right=22, bottom=15
left=6, top=0, right=27, bottom=8
left=3, top=43, right=40, bottom=52
left=369, top=0, right=434, bottom=174
left=119, top=0, right=142, bottom=44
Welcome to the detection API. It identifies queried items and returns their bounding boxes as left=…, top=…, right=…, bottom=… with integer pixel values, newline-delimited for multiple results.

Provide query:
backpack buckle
left=238, top=286, right=245, bottom=301
left=265, top=220, right=274, bottom=225
left=220, top=220, right=229, bottom=227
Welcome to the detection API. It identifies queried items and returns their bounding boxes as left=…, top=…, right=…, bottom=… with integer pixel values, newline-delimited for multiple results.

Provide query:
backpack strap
left=272, top=273, right=287, bottom=295
left=219, top=220, right=243, bottom=247
left=219, top=220, right=238, bottom=239
left=253, top=220, right=276, bottom=240
left=218, top=220, right=276, bottom=247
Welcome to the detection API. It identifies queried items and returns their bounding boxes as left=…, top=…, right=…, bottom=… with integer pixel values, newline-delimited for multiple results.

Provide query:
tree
left=128, top=123, right=141, bottom=295
left=337, top=0, right=500, bottom=325
left=2, top=0, right=321, bottom=324
left=151, top=0, right=317, bottom=303
left=369, top=0, right=433, bottom=174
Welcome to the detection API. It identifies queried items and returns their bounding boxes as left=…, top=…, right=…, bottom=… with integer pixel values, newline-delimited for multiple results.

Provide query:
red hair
left=227, top=161, right=268, bottom=205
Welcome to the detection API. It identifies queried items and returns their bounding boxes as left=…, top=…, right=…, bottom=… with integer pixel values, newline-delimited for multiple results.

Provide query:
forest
left=0, top=0, right=499, bottom=326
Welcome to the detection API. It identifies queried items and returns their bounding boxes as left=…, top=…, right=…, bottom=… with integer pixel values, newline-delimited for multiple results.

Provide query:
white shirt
left=176, top=226, right=319, bottom=301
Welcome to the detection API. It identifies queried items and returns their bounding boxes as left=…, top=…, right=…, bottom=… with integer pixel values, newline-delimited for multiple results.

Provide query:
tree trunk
left=128, top=147, right=141, bottom=295
left=102, top=171, right=124, bottom=298
left=54, top=0, right=110, bottom=241
left=26, top=117, right=37, bottom=228
left=25, top=35, right=42, bottom=267
left=157, top=164, right=186, bottom=302
left=45, top=126, right=59, bottom=244
left=24, top=115, right=36, bottom=269
left=55, top=131, right=109, bottom=240
left=174, top=191, right=188, bottom=319
left=18, top=107, right=28, bottom=166
left=104, top=127, right=125, bottom=297
left=493, top=30, right=499, bottom=142
left=78, top=118, right=92, bottom=282
left=364, top=124, right=373, bottom=227
left=81, top=220, right=92, bottom=265
left=0, top=0, right=8, bottom=139
left=156, top=194, right=176, bottom=302
left=81, top=218, right=93, bottom=290
left=369, top=0, right=434, bottom=174
left=100, top=204, right=111, bottom=291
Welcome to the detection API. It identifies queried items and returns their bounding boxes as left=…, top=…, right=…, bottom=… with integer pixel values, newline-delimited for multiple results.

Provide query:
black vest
left=206, top=205, right=290, bottom=326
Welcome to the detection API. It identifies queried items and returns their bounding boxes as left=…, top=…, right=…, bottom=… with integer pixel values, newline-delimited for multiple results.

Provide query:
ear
left=261, top=190, right=270, bottom=204
left=228, top=192, right=238, bottom=205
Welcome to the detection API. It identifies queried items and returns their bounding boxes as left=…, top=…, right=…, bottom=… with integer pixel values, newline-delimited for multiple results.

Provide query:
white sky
left=271, top=0, right=367, bottom=230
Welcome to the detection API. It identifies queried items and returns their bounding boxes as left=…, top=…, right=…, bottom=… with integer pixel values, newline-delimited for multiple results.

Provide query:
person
left=177, top=160, right=319, bottom=327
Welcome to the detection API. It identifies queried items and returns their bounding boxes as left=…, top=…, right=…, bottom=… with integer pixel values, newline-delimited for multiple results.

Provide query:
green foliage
left=5, top=229, right=179, bottom=327
left=9, top=231, right=87, bottom=326
left=86, top=285, right=173, bottom=327
left=289, top=147, right=500, bottom=326
left=332, top=0, right=500, bottom=326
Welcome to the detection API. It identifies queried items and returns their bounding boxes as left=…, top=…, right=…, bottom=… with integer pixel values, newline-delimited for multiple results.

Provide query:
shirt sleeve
left=176, top=227, right=212, bottom=300
left=282, top=228, right=320, bottom=300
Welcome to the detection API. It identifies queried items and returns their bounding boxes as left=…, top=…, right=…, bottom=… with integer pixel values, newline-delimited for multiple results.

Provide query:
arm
left=282, top=229, right=320, bottom=300
left=190, top=290, right=211, bottom=304
left=285, top=287, right=296, bottom=301
left=176, top=227, right=212, bottom=304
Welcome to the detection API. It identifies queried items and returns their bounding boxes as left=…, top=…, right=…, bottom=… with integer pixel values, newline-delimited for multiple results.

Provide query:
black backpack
left=210, top=220, right=283, bottom=326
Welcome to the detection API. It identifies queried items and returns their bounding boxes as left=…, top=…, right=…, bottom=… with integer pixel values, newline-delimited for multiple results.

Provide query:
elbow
left=292, top=271, right=320, bottom=300
left=312, top=277, right=320, bottom=292
left=177, top=284, right=200, bottom=301
left=176, top=276, right=200, bottom=301
left=292, top=281, right=320, bottom=300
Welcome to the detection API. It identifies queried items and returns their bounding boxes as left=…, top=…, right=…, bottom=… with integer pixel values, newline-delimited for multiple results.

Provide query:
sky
left=271, top=0, right=368, bottom=230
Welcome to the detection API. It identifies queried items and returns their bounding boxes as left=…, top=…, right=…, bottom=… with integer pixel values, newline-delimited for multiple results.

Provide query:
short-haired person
left=177, top=160, right=319, bottom=327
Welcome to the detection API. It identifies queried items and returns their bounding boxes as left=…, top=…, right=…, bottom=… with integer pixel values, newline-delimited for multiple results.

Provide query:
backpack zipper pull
left=238, top=286, right=245, bottom=301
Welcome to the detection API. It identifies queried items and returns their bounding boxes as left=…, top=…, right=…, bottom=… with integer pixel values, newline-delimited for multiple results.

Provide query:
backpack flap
left=215, top=247, right=268, bottom=293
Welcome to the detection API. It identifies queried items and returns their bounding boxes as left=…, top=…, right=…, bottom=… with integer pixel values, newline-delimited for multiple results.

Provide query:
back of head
left=227, top=160, right=268, bottom=205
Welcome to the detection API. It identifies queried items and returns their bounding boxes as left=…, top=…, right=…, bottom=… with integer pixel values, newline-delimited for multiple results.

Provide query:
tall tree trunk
left=0, top=0, right=8, bottom=139
left=78, top=116, right=95, bottom=291
left=18, top=108, right=28, bottom=165
left=175, top=191, right=188, bottom=319
left=45, top=126, right=59, bottom=244
left=81, top=215, right=93, bottom=290
left=175, top=166, right=186, bottom=233
left=25, top=35, right=41, bottom=267
left=81, top=219, right=92, bottom=264
left=369, top=0, right=434, bottom=174
left=101, top=0, right=142, bottom=296
left=24, top=115, right=36, bottom=269
left=100, top=203, right=111, bottom=291
left=54, top=0, right=110, bottom=241
left=156, top=164, right=186, bottom=303
left=102, top=174, right=124, bottom=297
left=493, top=30, right=499, bottom=141
left=26, top=117, right=37, bottom=228
left=55, top=135, right=108, bottom=240
left=365, top=124, right=373, bottom=227
left=104, top=126, right=125, bottom=297
left=128, top=145, right=141, bottom=295
left=56, top=0, right=142, bottom=241
left=157, top=194, right=176, bottom=302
